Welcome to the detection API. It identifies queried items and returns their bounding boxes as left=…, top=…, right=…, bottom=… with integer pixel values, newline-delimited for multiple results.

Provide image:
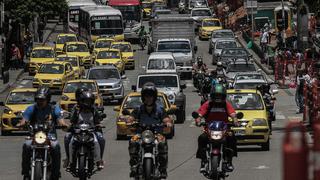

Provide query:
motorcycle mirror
left=272, top=89, right=279, bottom=95
left=122, top=109, right=131, bottom=116
left=192, top=111, right=199, bottom=119
left=101, top=113, right=107, bottom=119
left=236, top=112, right=244, bottom=119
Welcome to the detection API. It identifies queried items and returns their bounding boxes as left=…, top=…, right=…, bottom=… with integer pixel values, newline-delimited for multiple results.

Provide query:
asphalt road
left=0, top=22, right=302, bottom=180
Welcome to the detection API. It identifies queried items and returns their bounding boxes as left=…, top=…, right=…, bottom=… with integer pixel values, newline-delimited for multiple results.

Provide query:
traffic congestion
left=1, top=0, right=318, bottom=180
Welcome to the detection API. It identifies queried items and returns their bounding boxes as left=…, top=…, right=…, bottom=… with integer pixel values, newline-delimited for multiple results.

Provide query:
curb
left=236, top=32, right=274, bottom=75
left=0, top=69, right=25, bottom=94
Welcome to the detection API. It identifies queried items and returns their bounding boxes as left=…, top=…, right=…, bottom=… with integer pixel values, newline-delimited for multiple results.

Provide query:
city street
left=0, top=22, right=302, bottom=180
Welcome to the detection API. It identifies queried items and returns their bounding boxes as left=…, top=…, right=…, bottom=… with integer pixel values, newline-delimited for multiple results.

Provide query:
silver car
left=209, top=29, right=236, bottom=54
left=212, top=38, right=237, bottom=65
left=87, top=65, right=125, bottom=103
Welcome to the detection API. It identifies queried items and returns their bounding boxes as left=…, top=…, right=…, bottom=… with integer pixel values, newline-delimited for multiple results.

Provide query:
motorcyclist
left=195, top=84, right=239, bottom=173
left=127, top=82, right=172, bottom=178
left=192, top=56, right=208, bottom=73
left=16, top=86, right=69, bottom=180
left=216, top=61, right=226, bottom=77
left=64, top=88, right=106, bottom=170
left=209, top=69, right=219, bottom=87
left=138, top=26, right=147, bottom=49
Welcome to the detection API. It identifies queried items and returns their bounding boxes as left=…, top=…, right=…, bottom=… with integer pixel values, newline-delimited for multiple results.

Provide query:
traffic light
left=276, top=11, right=289, bottom=31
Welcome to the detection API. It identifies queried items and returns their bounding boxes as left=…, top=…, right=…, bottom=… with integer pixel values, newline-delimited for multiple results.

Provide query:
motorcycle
left=199, top=75, right=212, bottom=105
left=140, top=34, right=147, bottom=50
left=193, top=69, right=206, bottom=90
left=192, top=112, right=243, bottom=180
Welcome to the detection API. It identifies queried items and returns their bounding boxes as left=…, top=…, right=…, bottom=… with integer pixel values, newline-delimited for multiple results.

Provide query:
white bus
left=78, top=5, right=125, bottom=46
left=67, top=0, right=98, bottom=33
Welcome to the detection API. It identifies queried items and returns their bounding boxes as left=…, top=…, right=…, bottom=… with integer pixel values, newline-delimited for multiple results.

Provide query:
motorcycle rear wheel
left=210, top=156, right=220, bottom=180
left=143, top=158, right=153, bottom=180
left=79, top=155, right=87, bottom=180
left=34, top=161, right=43, bottom=180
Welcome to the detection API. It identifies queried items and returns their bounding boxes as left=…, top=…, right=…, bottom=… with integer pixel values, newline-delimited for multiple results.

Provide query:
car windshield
left=212, top=32, right=234, bottom=38
left=142, top=2, right=153, bottom=8
left=192, top=10, right=211, bottom=16
left=6, top=92, right=35, bottom=104
left=31, top=49, right=55, bottom=58
left=95, top=40, right=113, bottom=49
left=227, top=64, right=256, bottom=72
left=38, top=64, right=64, bottom=74
left=148, top=59, right=175, bottom=70
left=97, top=51, right=120, bottom=59
left=234, top=82, right=266, bottom=89
left=63, top=82, right=97, bottom=93
left=138, top=76, right=178, bottom=88
left=190, top=0, right=207, bottom=7
left=157, top=41, right=191, bottom=53
left=123, top=96, right=165, bottom=109
left=227, top=93, right=264, bottom=110
left=67, top=44, right=88, bottom=52
left=111, top=44, right=132, bottom=52
left=56, top=57, right=78, bottom=66
left=216, top=41, right=237, bottom=49
left=221, top=49, right=247, bottom=57
left=88, top=69, right=120, bottom=80
left=203, top=20, right=221, bottom=27
left=235, top=74, right=265, bottom=81
left=56, top=36, right=77, bottom=44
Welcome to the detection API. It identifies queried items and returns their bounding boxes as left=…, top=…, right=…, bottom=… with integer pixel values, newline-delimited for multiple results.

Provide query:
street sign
left=244, top=0, right=257, bottom=9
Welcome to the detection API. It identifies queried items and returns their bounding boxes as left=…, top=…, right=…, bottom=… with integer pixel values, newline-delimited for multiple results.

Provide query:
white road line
left=20, top=80, right=29, bottom=85
left=17, top=85, right=24, bottom=88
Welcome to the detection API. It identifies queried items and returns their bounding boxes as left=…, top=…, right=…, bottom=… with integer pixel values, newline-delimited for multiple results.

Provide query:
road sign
left=244, top=0, right=257, bottom=9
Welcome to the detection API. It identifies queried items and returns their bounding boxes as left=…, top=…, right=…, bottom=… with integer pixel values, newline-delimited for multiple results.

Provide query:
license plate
left=234, top=130, right=245, bottom=136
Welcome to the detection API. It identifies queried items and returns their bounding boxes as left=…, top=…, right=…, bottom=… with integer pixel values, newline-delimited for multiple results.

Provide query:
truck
left=148, top=14, right=197, bottom=79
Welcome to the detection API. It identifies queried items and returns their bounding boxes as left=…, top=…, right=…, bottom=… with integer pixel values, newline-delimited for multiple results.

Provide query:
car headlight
left=61, top=95, right=69, bottom=101
left=141, top=130, right=154, bottom=144
left=168, top=94, right=175, bottom=100
left=252, top=119, right=268, bottom=126
left=35, top=131, right=47, bottom=144
left=3, top=106, right=13, bottom=114
left=114, top=83, right=121, bottom=88
left=210, top=131, right=223, bottom=140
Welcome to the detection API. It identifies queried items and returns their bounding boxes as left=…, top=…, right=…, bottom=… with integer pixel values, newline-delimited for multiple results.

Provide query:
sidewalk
left=0, top=19, right=59, bottom=94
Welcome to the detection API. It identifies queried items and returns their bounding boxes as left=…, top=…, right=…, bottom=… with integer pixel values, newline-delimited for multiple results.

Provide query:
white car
left=212, top=38, right=237, bottom=64
left=145, top=52, right=177, bottom=74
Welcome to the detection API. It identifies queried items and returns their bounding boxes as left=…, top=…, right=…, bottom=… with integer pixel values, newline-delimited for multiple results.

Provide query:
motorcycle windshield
left=208, top=121, right=226, bottom=131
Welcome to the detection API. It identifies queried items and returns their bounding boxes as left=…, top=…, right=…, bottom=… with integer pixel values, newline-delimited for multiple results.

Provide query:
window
left=57, top=36, right=77, bottom=44
left=138, top=76, right=178, bottom=88
left=97, top=51, right=120, bottom=59
left=6, top=92, right=35, bottom=104
left=124, top=96, right=165, bottom=109
left=95, top=40, right=114, bottom=48
left=216, top=41, right=237, bottom=49
left=66, top=44, right=88, bottom=52
left=227, top=93, right=264, bottom=110
left=111, top=44, right=132, bottom=52
left=88, top=69, right=120, bottom=80
left=31, top=49, right=55, bottom=58
left=203, top=20, right=221, bottom=27
left=39, top=64, right=64, bottom=74
left=64, top=82, right=97, bottom=93
left=148, top=59, right=175, bottom=70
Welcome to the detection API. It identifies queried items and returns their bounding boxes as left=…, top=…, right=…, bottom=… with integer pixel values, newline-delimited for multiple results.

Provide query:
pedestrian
left=295, top=69, right=310, bottom=114
left=10, top=43, right=21, bottom=70
left=38, top=21, right=45, bottom=43
left=260, top=28, right=269, bottom=53
left=24, top=29, right=33, bottom=58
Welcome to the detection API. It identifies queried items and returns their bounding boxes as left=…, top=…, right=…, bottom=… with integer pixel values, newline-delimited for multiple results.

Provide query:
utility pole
left=281, top=0, right=286, bottom=48
left=251, top=1, right=254, bottom=41
left=0, top=2, right=4, bottom=76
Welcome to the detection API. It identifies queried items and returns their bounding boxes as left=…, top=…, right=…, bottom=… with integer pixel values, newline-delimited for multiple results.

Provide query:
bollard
left=2, top=70, right=9, bottom=84
left=283, top=121, right=309, bottom=180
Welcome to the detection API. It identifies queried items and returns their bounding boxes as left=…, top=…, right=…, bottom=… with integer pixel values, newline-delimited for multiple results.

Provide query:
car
left=219, top=47, right=251, bottom=67
left=63, top=41, right=92, bottom=68
left=178, top=0, right=186, bottom=13
left=133, top=73, right=186, bottom=123
left=142, top=1, right=153, bottom=19
left=55, top=54, right=85, bottom=79
left=150, top=3, right=166, bottom=18
left=154, top=9, right=171, bottom=18
left=87, top=65, right=125, bottom=103
left=54, top=33, right=78, bottom=54
left=227, top=89, right=270, bottom=151
left=209, top=29, right=236, bottom=54
left=110, top=41, right=135, bottom=70
left=225, top=59, right=257, bottom=80
left=113, top=92, right=177, bottom=140
left=28, top=46, right=56, bottom=75
left=190, top=8, right=212, bottom=30
left=33, top=61, right=76, bottom=91
left=59, top=79, right=103, bottom=112
left=145, top=52, right=177, bottom=74
left=212, top=38, right=237, bottom=64
left=198, top=18, right=222, bottom=40
left=94, top=48, right=125, bottom=75
left=92, top=37, right=115, bottom=54
left=232, top=72, right=269, bottom=89
left=0, top=88, right=37, bottom=135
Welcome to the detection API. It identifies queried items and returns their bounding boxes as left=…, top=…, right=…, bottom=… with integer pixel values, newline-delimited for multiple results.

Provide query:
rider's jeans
left=22, top=139, right=61, bottom=179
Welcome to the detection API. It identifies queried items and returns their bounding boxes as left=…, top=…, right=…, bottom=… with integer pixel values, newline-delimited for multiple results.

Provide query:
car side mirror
left=113, top=106, right=121, bottom=112
left=131, top=85, right=137, bottom=91
left=235, top=35, right=238, bottom=39
left=272, top=89, right=279, bottom=95
left=100, top=113, right=107, bottom=119
left=236, top=112, right=244, bottom=119
left=0, top=102, right=5, bottom=106
left=180, top=84, right=186, bottom=89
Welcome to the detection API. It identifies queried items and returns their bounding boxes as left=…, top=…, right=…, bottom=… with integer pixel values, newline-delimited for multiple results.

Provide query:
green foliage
left=4, top=0, right=67, bottom=25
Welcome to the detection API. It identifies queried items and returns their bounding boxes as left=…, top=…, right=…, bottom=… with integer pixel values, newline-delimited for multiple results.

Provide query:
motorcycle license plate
left=234, top=130, right=245, bottom=136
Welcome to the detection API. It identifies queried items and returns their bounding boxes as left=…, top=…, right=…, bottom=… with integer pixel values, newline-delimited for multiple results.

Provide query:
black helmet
left=210, top=84, right=226, bottom=103
left=35, top=86, right=51, bottom=102
left=75, top=87, right=89, bottom=102
left=141, top=82, right=158, bottom=104
left=78, top=89, right=95, bottom=109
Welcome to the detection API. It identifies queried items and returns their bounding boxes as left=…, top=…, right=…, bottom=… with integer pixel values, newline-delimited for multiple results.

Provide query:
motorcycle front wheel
left=79, top=155, right=87, bottom=180
left=210, top=156, right=219, bottom=180
left=34, top=161, right=43, bottom=180
left=143, top=158, right=154, bottom=180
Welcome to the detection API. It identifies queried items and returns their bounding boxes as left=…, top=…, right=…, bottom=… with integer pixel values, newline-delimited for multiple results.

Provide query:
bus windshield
left=112, top=5, right=141, bottom=22
left=91, top=16, right=123, bottom=35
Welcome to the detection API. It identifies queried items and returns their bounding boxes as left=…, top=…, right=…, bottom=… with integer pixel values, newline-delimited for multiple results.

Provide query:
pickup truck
left=132, top=73, right=187, bottom=123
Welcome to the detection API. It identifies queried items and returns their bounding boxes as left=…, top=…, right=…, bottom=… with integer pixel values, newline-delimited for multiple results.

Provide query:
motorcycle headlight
left=252, top=119, right=267, bottom=126
left=61, top=95, right=69, bottom=101
left=210, top=131, right=223, bottom=140
left=141, top=130, right=154, bottom=144
left=79, top=123, right=90, bottom=131
left=35, top=131, right=47, bottom=144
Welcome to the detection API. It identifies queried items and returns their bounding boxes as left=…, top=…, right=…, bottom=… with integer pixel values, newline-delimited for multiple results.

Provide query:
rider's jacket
left=197, top=101, right=235, bottom=123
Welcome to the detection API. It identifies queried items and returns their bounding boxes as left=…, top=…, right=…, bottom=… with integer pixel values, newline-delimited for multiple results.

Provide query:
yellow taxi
left=142, top=1, right=153, bottom=19
left=54, top=33, right=78, bottom=54
left=93, top=38, right=115, bottom=55
left=0, top=88, right=37, bottom=135
left=113, top=92, right=177, bottom=140
left=111, top=41, right=135, bottom=69
left=63, top=41, right=92, bottom=68
left=55, top=54, right=85, bottom=79
left=227, top=89, right=270, bottom=151
left=199, top=18, right=223, bottom=40
left=95, top=48, right=125, bottom=74
left=59, top=79, right=103, bottom=112
left=33, top=61, right=76, bottom=91
left=28, top=46, right=56, bottom=75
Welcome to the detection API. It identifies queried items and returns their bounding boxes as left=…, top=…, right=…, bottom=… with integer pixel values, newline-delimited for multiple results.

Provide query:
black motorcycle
left=140, top=34, right=147, bottom=50
left=199, top=75, right=212, bottom=105
left=193, top=69, right=206, bottom=90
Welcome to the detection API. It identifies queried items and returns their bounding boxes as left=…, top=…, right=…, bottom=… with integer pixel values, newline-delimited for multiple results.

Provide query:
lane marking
left=253, top=165, right=270, bottom=170
left=20, top=80, right=30, bottom=85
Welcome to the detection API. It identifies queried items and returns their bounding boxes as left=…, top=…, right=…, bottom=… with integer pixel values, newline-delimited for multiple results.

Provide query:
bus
left=108, top=0, right=142, bottom=40
left=67, top=0, right=98, bottom=33
left=78, top=5, right=124, bottom=46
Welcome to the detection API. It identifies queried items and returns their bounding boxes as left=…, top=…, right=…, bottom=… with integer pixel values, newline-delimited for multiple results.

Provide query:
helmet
left=35, top=86, right=51, bottom=102
left=75, top=87, right=88, bottom=102
left=78, top=89, right=95, bottom=109
left=197, top=56, right=203, bottom=66
left=217, top=61, right=223, bottom=67
left=210, top=84, right=226, bottom=103
left=141, top=82, right=158, bottom=104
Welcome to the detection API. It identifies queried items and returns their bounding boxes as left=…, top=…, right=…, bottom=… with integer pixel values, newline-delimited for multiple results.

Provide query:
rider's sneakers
left=225, top=163, right=234, bottom=172
left=97, top=160, right=105, bottom=170
left=200, top=161, right=206, bottom=174
left=159, top=169, right=168, bottom=179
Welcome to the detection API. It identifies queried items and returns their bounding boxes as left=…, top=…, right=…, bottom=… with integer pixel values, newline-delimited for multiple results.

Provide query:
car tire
left=261, top=139, right=270, bottom=151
